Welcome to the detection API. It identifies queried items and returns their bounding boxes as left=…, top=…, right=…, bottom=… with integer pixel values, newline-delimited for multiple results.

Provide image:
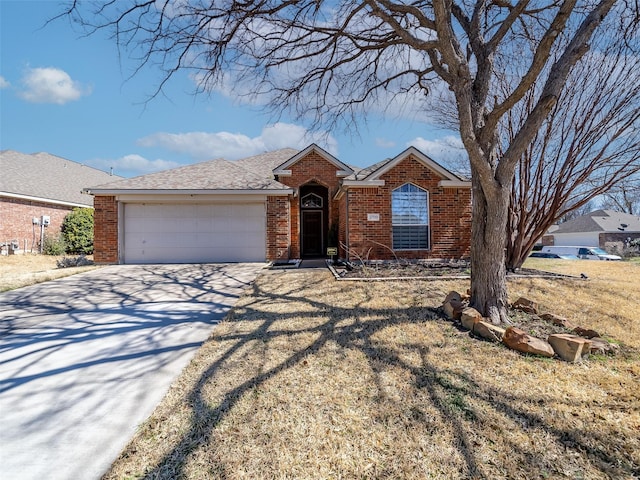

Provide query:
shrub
left=62, top=208, right=94, bottom=254
left=42, top=233, right=67, bottom=256
left=56, top=255, right=94, bottom=268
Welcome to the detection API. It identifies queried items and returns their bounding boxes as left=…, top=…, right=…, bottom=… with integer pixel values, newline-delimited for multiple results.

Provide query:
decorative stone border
left=442, top=291, right=618, bottom=362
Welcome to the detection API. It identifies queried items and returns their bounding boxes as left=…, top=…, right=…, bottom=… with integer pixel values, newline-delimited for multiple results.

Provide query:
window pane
left=392, top=225, right=429, bottom=249
left=391, top=183, right=429, bottom=249
left=392, top=184, right=428, bottom=225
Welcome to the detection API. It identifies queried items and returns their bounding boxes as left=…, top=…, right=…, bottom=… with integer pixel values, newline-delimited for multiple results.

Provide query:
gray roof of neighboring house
left=0, top=150, right=120, bottom=207
left=88, top=157, right=291, bottom=192
left=552, top=209, right=640, bottom=234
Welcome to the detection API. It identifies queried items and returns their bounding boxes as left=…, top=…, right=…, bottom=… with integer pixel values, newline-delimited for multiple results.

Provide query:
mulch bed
left=332, top=260, right=573, bottom=280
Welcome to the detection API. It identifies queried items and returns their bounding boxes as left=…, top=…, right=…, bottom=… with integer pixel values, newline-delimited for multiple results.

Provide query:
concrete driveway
left=0, top=263, right=263, bottom=480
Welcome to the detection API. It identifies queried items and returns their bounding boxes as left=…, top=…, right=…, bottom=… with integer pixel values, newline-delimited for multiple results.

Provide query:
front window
left=392, top=183, right=429, bottom=249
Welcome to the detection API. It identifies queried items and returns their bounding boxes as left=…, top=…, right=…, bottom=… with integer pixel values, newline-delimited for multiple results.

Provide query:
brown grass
left=104, top=260, right=639, bottom=480
left=0, top=254, right=99, bottom=291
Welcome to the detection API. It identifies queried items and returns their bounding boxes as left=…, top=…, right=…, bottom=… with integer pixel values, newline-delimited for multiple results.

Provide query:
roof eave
left=1, top=191, right=92, bottom=208
left=85, top=188, right=294, bottom=196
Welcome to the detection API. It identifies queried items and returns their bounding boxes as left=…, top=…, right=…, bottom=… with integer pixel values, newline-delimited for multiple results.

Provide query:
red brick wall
left=345, top=155, right=471, bottom=260
left=93, top=196, right=118, bottom=264
left=0, top=196, right=74, bottom=251
left=266, top=196, right=291, bottom=260
left=338, top=194, right=348, bottom=258
left=278, top=151, right=344, bottom=258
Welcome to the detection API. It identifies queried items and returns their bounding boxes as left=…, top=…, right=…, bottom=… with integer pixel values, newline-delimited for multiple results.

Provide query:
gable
left=380, top=154, right=445, bottom=185
left=273, top=144, right=353, bottom=178
left=341, top=146, right=470, bottom=190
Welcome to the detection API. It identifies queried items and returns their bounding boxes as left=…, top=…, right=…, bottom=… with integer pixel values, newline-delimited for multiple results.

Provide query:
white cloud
left=18, top=67, right=90, bottom=104
left=91, top=154, right=181, bottom=177
left=137, top=122, right=338, bottom=160
left=408, top=135, right=469, bottom=173
left=0, top=76, right=9, bottom=89
left=375, top=138, right=396, bottom=148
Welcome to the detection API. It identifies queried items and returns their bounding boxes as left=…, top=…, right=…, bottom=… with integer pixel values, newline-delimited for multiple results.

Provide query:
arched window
left=392, top=183, right=429, bottom=249
left=301, top=192, right=323, bottom=208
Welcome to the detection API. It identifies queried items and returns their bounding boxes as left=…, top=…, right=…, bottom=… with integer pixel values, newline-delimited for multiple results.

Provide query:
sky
left=0, top=0, right=466, bottom=178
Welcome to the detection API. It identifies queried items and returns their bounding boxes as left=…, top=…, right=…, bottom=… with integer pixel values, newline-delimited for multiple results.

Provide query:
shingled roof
left=87, top=157, right=291, bottom=193
left=553, top=210, right=640, bottom=234
left=234, top=148, right=300, bottom=179
left=0, top=150, right=120, bottom=207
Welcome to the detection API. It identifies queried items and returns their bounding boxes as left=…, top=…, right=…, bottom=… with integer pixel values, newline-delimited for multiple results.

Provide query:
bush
left=42, top=233, right=67, bottom=256
left=56, top=255, right=94, bottom=268
left=62, top=208, right=94, bottom=254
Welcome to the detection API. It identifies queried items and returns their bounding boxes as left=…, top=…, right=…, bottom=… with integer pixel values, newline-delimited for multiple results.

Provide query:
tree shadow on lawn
left=123, top=274, right=638, bottom=480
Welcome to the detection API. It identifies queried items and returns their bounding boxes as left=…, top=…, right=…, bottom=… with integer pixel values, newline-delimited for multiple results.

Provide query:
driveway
left=0, top=263, right=263, bottom=480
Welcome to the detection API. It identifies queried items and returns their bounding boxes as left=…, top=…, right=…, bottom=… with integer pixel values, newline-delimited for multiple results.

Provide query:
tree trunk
left=470, top=176, right=511, bottom=325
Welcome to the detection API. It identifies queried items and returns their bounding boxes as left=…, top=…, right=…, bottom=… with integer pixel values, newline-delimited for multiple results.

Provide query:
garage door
left=123, top=203, right=266, bottom=263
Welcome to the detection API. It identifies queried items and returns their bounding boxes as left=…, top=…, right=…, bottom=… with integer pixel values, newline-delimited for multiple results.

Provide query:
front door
left=301, top=210, right=323, bottom=257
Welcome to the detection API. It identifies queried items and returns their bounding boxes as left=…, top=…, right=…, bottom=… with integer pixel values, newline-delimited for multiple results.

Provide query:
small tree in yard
left=505, top=25, right=640, bottom=271
left=61, top=0, right=637, bottom=324
left=61, top=208, right=94, bottom=255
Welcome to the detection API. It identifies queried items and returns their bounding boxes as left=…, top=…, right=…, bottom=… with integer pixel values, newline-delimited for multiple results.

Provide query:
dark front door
left=302, top=210, right=323, bottom=257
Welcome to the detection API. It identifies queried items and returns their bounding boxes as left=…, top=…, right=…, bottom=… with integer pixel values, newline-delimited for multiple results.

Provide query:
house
left=85, top=144, right=472, bottom=264
left=542, top=209, right=640, bottom=252
left=0, top=150, right=120, bottom=252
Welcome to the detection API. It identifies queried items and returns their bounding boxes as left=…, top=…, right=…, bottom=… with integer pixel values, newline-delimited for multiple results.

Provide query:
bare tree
left=557, top=201, right=594, bottom=224
left=599, top=177, right=640, bottom=215
left=505, top=26, right=640, bottom=270
left=60, top=0, right=635, bottom=323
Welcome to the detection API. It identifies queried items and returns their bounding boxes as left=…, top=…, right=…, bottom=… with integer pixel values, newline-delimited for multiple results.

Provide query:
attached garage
left=123, top=202, right=267, bottom=263
left=84, top=155, right=294, bottom=265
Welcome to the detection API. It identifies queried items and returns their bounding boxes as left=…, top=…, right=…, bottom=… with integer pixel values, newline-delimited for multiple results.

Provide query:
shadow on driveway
left=0, top=263, right=263, bottom=480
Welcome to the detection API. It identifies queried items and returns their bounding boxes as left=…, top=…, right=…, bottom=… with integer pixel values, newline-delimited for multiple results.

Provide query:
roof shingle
left=0, top=150, right=120, bottom=206
left=88, top=158, right=290, bottom=191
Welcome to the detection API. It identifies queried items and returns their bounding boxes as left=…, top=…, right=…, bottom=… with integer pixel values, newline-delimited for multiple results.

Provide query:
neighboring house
left=542, top=209, right=640, bottom=252
left=86, top=144, right=472, bottom=264
left=0, top=150, right=120, bottom=252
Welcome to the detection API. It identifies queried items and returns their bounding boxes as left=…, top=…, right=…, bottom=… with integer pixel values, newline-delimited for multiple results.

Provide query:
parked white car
left=541, top=246, right=622, bottom=261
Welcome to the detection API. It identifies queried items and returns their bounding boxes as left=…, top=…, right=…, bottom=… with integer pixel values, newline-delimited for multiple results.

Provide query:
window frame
left=391, top=183, right=430, bottom=250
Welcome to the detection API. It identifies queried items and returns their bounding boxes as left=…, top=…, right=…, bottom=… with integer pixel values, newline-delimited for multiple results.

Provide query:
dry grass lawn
left=105, top=259, right=639, bottom=480
left=0, top=254, right=99, bottom=291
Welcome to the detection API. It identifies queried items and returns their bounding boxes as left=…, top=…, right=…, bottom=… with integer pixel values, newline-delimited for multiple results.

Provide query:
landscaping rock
left=540, top=313, right=574, bottom=329
left=503, top=327, right=554, bottom=357
left=444, top=291, right=462, bottom=305
left=572, top=326, right=600, bottom=339
left=443, top=300, right=464, bottom=320
left=512, top=297, right=539, bottom=314
left=474, top=321, right=506, bottom=342
left=548, top=334, right=592, bottom=362
left=461, top=307, right=483, bottom=331
left=589, top=337, right=619, bottom=355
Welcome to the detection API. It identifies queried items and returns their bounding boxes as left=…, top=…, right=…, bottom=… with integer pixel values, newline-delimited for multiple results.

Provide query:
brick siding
left=600, top=232, right=640, bottom=253
left=344, top=155, right=471, bottom=260
left=278, top=151, right=343, bottom=259
left=93, top=196, right=118, bottom=264
left=266, top=196, right=291, bottom=260
left=0, top=196, right=74, bottom=252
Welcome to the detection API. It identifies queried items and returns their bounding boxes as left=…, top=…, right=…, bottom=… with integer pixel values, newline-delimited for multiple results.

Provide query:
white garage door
left=123, top=203, right=266, bottom=263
